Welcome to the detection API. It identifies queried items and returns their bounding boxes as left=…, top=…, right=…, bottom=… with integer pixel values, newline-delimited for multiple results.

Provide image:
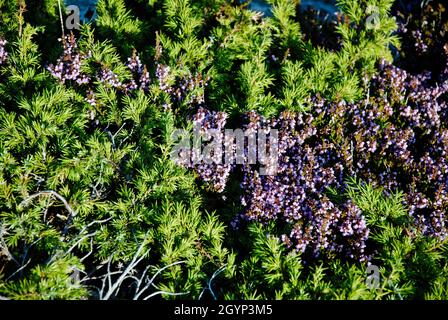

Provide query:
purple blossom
left=181, top=107, right=232, bottom=193
left=186, top=54, right=448, bottom=262
left=156, top=63, right=209, bottom=106
left=126, top=51, right=150, bottom=92
left=0, top=38, right=8, bottom=65
left=97, top=67, right=122, bottom=88
left=47, top=33, right=91, bottom=85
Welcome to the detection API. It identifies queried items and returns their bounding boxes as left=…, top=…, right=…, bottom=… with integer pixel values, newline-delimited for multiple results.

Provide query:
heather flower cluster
left=186, top=55, right=448, bottom=261
left=0, top=38, right=7, bottom=65
left=97, top=67, right=122, bottom=88
left=96, top=52, right=150, bottom=93
left=126, top=51, right=150, bottom=92
left=411, top=30, right=428, bottom=54
left=174, top=73, right=209, bottom=105
left=46, top=33, right=91, bottom=85
left=155, top=63, right=171, bottom=93
left=156, top=62, right=209, bottom=106
left=236, top=110, right=369, bottom=261
left=47, top=34, right=151, bottom=100
left=245, top=57, right=448, bottom=257
left=349, top=58, right=448, bottom=239
left=182, top=107, right=232, bottom=193
left=176, top=107, right=280, bottom=192
left=395, top=0, right=448, bottom=75
left=46, top=34, right=210, bottom=112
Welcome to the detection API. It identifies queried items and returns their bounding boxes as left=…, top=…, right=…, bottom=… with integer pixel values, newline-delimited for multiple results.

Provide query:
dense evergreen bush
left=0, top=0, right=448, bottom=300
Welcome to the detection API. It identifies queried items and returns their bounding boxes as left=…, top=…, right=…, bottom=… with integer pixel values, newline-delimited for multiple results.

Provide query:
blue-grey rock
left=242, top=0, right=339, bottom=17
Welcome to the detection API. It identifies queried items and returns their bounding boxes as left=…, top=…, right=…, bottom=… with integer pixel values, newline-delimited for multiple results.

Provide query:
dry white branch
left=133, top=260, right=186, bottom=300
left=198, top=264, right=227, bottom=300
left=80, top=238, right=94, bottom=262
left=0, top=224, right=19, bottom=266
left=19, top=191, right=77, bottom=235
left=6, top=258, right=31, bottom=281
left=142, top=290, right=188, bottom=300
left=99, top=237, right=148, bottom=300
left=20, top=190, right=76, bottom=216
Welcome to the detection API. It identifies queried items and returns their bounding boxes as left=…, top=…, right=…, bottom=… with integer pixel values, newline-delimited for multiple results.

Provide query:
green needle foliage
left=0, top=4, right=230, bottom=299
left=0, top=0, right=447, bottom=300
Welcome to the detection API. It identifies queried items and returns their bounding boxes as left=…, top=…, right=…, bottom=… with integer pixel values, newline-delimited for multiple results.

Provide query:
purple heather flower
left=126, top=51, right=150, bottom=92
left=47, top=33, right=91, bottom=85
left=178, top=43, right=448, bottom=262
left=179, top=107, right=232, bottom=193
left=97, top=67, right=122, bottom=88
left=0, top=38, right=8, bottom=65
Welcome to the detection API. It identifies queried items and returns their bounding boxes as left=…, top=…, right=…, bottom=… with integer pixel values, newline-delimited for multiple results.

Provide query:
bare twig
left=80, top=234, right=188, bottom=300
left=0, top=224, right=19, bottom=266
left=142, top=291, right=188, bottom=300
left=118, top=127, right=134, bottom=149
left=47, top=232, right=97, bottom=265
left=133, top=261, right=186, bottom=300
left=19, top=190, right=77, bottom=235
left=80, top=238, right=94, bottom=262
left=78, top=217, right=112, bottom=236
left=105, top=122, right=127, bottom=151
left=48, top=218, right=111, bottom=264
left=19, top=190, right=77, bottom=218
left=91, top=162, right=105, bottom=199
left=57, top=0, right=65, bottom=38
left=6, top=258, right=31, bottom=281
left=17, top=0, right=27, bottom=37
left=100, top=237, right=149, bottom=300
left=198, top=264, right=227, bottom=300
left=82, top=270, right=122, bottom=283
left=19, top=238, right=41, bottom=277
